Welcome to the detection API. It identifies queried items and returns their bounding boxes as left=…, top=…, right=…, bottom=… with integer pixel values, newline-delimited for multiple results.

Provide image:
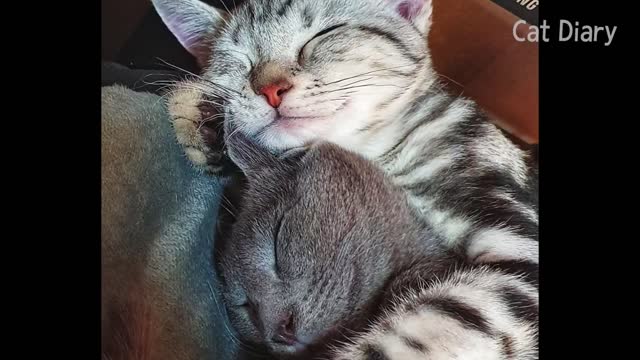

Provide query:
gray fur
left=101, top=86, right=238, bottom=360
left=220, top=133, right=451, bottom=357
left=219, top=134, right=538, bottom=359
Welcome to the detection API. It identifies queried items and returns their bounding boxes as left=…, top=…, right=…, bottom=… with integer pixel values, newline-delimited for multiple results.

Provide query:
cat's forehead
left=297, top=145, right=392, bottom=200
left=236, top=0, right=366, bottom=24
left=224, top=0, right=378, bottom=54
left=244, top=144, right=387, bottom=212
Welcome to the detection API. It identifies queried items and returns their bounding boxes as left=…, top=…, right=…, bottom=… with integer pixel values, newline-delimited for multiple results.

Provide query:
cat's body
left=151, top=0, right=538, bottom=358
left=219, top=133, right=538, bottom=359
left=375, top=93, right=538, bottom=264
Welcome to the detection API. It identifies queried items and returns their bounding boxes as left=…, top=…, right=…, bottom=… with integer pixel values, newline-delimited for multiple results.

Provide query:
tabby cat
left=153, top=0, right=538, bottom=262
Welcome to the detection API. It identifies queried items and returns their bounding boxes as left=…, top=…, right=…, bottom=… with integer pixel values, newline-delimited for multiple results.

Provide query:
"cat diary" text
left=513, top=20, right=618, bottom=46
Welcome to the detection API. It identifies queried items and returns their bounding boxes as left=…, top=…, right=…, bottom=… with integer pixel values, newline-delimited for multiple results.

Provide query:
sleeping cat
left=218, top=131, right=538, bottom=359
left=152, top=0, right=538, bottom=268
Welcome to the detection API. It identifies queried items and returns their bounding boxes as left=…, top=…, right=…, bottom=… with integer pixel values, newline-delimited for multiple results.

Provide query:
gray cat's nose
left=272, top=312, right=298, bottom=346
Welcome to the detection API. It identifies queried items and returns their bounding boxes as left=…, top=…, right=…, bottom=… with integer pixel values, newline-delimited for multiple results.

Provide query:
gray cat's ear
left=151, top=0, right=228, bottom=68
left=385, top=0, right=433, bottom=35
left=225, top=131, right=282, bottom=179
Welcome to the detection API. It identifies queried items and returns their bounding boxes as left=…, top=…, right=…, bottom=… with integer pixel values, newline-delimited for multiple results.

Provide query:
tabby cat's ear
left=385, top=0, right=433, bottom=35
left=151, top=0, right=228, bottom=68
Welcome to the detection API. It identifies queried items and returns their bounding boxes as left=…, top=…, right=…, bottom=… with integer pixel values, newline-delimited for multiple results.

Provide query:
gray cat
left=219, top=132, right=537, bottom=359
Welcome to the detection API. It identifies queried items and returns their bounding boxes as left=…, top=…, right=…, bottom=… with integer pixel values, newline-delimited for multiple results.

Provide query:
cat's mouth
left=250, top=100, right=350, bottom=148
left=273, top=98, right=351, bottom=129
left=269, top=324, right=350, bottom=358
left=275, top=114, right=326, bottom=126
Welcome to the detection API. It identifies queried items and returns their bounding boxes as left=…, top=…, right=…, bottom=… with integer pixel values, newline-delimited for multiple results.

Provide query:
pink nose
left=259, top=80, right=292, bottom=108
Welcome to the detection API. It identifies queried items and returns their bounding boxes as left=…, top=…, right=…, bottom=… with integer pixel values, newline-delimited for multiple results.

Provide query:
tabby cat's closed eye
left=298, top=23, right=347, bottom=64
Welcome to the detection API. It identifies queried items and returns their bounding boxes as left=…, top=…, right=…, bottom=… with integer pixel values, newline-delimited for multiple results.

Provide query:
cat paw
left=167, top=86, right=226, bottom=174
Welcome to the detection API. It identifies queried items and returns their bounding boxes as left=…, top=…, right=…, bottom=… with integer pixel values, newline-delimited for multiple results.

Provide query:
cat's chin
left=272, top=114, right=330, bottom=132
left=251, top=115, right=330, bottom=151
left=268, top=341, right=309, bottom=358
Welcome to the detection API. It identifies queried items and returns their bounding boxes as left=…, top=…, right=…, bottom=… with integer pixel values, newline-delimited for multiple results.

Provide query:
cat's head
left=153, top=0, right=436, bottom=156
left=216, top=131, right=424, bottom=356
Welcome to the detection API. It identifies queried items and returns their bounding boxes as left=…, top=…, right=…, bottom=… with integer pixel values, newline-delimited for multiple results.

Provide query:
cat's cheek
left=228, top=309, right=262, bottom=343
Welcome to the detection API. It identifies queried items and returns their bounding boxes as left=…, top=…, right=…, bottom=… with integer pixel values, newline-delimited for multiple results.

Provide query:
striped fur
left=332, top=265, right=538, bottom=360
left=152, top=0, right=538, bottom=358
left=376, top=95, right=538, bottom=264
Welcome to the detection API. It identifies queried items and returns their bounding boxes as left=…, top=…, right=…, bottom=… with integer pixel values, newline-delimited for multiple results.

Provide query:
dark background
left=102, top=0, right=235, bottom=73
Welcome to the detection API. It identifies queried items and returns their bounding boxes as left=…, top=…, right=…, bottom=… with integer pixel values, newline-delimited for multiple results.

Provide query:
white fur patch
left=393, top=152, right=456, bottom=187
left=166, top=86, right=215, bottom=170
left=468, top=227, right=539, bottom=264
left=411, top=199, right=473, bottom=247
left=184, top=147, right=208, bottom=166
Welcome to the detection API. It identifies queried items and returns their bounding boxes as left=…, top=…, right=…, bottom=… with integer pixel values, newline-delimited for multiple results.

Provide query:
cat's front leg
left=332, top=315, right=507, bottom=360
left=167, top=86, right=226, bottom=174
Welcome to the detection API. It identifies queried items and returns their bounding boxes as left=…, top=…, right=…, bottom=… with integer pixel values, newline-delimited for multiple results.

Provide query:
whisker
left=214, top=4, right=233, bottom=29
left=322, top=64, right=417, bottom=86
left=219, top=194, right=238, bottom=219
left=201, top=113, right=226, bottom=122
left=170, top=81, right=238, bottom=103
left=154, top=58, right=202, bottom=78
left=324, top=76, right=374, bottom=90
left=437, top=73, right=463, bottom=88
left=154, top=57, right=242, bottom=98
left=197, top=118, right=225, bottom=132
left=318, top=83, right=407, bottom=96
left=226, top=124, right=245, bottom=140
left=200, top=99, right=226, bottom=107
